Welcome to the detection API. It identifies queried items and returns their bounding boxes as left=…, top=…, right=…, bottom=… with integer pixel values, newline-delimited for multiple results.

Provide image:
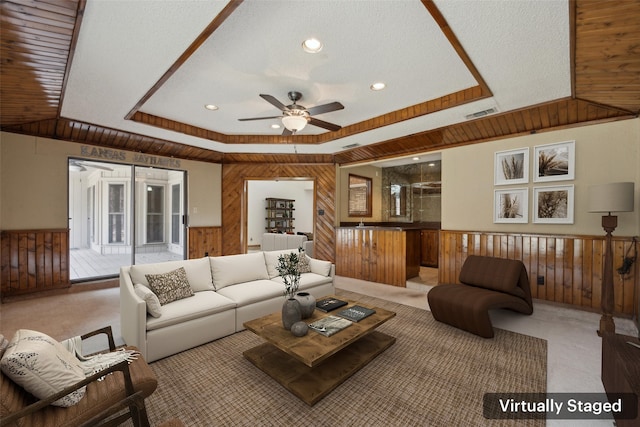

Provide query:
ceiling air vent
left=465, top=107, right=497, bottom=120
left=342, top=143, right=360, bottom=149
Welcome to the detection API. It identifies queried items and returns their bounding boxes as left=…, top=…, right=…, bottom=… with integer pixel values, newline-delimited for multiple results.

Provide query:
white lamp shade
left=282, top=115, right=308, bottom=132
left=588, top=182, right=634, bottom=213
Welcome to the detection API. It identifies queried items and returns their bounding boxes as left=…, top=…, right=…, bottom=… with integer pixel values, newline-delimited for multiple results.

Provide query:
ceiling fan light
left=282, top=115, right=308, bottom=132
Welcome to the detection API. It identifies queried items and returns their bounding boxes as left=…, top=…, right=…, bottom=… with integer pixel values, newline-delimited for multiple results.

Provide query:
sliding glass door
left=68, top=160, right=186, bottom=282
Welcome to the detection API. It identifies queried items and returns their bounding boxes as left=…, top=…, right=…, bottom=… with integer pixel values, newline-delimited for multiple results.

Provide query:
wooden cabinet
left=420, top=229, right=439, bottom=267
left=335, top=227, right=421, bottom=287
left=601, top=332, right=640, bottom=426
left=265, top=198, right=295, bottom=233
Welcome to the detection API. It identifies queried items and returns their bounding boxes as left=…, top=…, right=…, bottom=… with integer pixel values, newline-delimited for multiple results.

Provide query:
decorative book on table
left=315, top=298, right=348, bottom=312
left=336, top=305, right=376, bottom=322
left=308, top=316, right=352, bottom=337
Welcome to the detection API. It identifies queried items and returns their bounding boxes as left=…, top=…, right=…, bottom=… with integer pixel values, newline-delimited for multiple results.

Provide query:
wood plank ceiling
left=1, top=0, right=638, bottom=165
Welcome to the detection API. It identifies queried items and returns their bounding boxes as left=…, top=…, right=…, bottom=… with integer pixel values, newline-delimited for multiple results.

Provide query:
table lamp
left=588, top=182, right=635, bottom=336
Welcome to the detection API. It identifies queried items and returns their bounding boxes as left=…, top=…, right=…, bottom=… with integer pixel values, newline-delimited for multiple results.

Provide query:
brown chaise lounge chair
left=427, top=255, right=534, bottom=338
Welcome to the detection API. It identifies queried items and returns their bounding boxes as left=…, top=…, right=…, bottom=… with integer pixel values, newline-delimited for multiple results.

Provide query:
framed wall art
left=533, top=185, right=574, bottom=224
left=494, top=148, right=529, bottom=185
left=533, top=140, right=575, bottom=182
left=494, top=188, right=528, bottom=223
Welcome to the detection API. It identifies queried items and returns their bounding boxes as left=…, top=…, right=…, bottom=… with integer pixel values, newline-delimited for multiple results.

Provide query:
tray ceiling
left=1, top=0, right=638, bottom=164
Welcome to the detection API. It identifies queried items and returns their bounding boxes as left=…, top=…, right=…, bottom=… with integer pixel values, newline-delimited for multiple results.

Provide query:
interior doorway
left=245, top=179, right=315, bottom=253
left=68, top=159, right=187, bottom=281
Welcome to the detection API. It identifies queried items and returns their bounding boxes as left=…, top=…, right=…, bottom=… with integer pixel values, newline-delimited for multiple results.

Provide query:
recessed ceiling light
left=413, top=157, right=420, bottom=161
left=204, top=104, right=218, bottom=111
left=271, top=124, right=281, bottom=129
left=370, top=82, right=386, bottom=91
left=428, top=162, right=436, bottom=167
left=302, top=38, right=323, bottom=53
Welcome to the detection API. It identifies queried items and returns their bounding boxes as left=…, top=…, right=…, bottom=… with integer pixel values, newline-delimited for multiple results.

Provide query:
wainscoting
left=438, top=230, right=639, bottom=317
left=1, top=229, right=70, bottom=299
left=187, top=226, right=222, bottom=259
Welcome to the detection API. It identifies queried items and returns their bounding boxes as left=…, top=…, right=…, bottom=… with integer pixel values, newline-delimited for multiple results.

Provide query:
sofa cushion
left=145, top=267, right=194, bottom=305
left=146, top=292, right=236, bottom=331
left=216, top=279, right=285, bottom=307
left=0, top=329, right=86, bottom=407
left=134, top=284, right=162, bottom=317
left=271, top=272, right=333, bottom=290
left=458, top=255, right=526, bottom=298
left=263, top=249, right=303, bottom=279
left=308, top=257, right=332, bottom=277
left=130, top=257, right=214, bottom=292
left=210, top=252, right=269, bottom=290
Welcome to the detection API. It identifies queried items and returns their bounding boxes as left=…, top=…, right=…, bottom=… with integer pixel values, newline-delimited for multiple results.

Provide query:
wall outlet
left=537, top=275, right=545, bottom=285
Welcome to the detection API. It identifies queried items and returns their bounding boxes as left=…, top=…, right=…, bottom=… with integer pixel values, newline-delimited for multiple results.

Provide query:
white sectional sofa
left=120, top=250, right=334, bottom=362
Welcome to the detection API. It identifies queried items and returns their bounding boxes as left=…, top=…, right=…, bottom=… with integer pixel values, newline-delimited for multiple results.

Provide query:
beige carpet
left=143, top=290, right=547, bottom=426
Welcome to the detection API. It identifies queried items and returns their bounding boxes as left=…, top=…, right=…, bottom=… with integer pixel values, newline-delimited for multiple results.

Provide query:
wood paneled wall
left=1, top=229, right=70, bottom=299
left=439, top=230, right=639, bottom=317
left=188, top=226, right=222, bottom=259
left=221, top=163, right=336, bottom=262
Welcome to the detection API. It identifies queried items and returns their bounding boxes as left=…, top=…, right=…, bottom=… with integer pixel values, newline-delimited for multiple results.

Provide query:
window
left=146, top=185, right=164, bottom=243
left=108, top=184, right=125, bottom=243
left=348, top=174, right=372, bottom=217
left=171, top=184, right=181, bottom=244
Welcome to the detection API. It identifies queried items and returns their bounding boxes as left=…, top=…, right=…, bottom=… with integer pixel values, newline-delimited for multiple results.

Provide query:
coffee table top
left=243, top=295, right=396, bottom=367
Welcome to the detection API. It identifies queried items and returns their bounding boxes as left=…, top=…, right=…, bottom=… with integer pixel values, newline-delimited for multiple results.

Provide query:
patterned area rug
left=143, top=290, right=547, bottom=426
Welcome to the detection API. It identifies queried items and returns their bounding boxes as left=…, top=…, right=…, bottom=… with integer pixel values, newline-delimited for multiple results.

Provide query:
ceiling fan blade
left=259, top=94, right=289, bottom=111
left=282, top=128, right=293, bottom=136
left=238, top=115, right=283, bottom=121
left=309, top=117, right=342, bottom=132
left=306, top=101, right=344, bottom=116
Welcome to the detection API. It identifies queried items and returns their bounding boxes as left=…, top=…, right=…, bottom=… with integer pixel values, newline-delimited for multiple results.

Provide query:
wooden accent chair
left=0, top=326, right=157, bottom=427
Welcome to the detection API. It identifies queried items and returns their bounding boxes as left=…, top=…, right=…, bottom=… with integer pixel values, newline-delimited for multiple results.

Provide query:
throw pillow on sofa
left=0, top=329, right=87, bottom=407
left=134, top=284, right=162, bottom=317
left=145, top=267, right=194, bottom=305
left=130, top=257, right=214, bottom=292
left=298, top=254, right=312, bottom=273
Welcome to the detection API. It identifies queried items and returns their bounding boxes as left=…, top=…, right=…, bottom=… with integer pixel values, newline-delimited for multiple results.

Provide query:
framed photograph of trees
left=533, top=185, right=574, bottom=224
left=494, top=188, right=528, bottom=223
left=533, top=140, right=575, bottom=182
left=494, top=148, right=529, bottom=185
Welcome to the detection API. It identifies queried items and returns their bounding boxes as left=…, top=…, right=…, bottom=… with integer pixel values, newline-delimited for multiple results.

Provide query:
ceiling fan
left=68, top=160, right=114, bottom=172
left=239, top=91, right=344, bottom=135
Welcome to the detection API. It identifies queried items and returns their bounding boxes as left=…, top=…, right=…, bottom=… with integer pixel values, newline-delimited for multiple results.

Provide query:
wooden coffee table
left=243, top=295, right=396, bottom=405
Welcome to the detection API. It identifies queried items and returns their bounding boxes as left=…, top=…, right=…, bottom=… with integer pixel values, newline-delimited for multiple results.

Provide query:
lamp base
left=597, top=314, right=615, bottom=337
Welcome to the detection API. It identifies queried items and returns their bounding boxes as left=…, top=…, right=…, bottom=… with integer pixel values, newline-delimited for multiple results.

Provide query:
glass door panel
left=133, top=166, right=186, bottom=266
left=69, top=160, right=186, bottom=281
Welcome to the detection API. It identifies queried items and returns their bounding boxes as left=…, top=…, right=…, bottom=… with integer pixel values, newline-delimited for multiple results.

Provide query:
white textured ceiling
left=62, top=0, right=570, bottom=158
